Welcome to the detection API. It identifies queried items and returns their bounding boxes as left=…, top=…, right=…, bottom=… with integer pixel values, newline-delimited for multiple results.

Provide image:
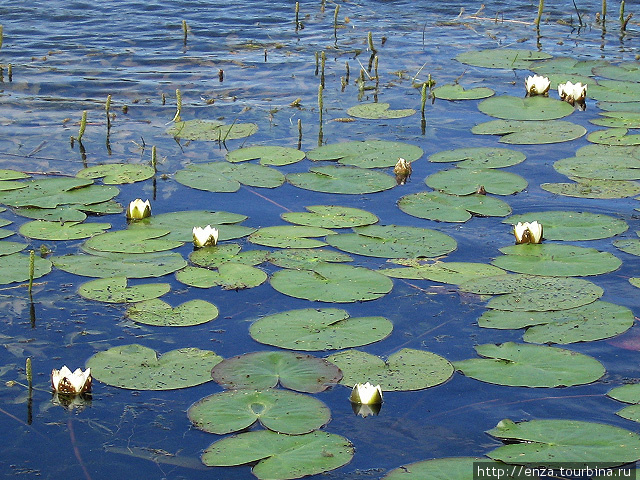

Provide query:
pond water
left=1, top=0, right=640, bottom=479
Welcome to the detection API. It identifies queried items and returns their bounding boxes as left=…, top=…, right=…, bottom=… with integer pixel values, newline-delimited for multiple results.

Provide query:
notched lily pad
left=168, top=119, right=258, bottom=141
left=175, top=162, right=284, bottom=192
left=398, top=191, right=512, bottom=222
left=306, top=140, right=423, bottom=168
left=249, top=225, right=335, bottom=249
left=381, top=261, right=505, bottom=284
left=0, top=252, right=52, bottom=285
left=429, top=147, right=525, bottom=169
left=281, top=205, right=378, bottom=228
left=347, top=102, right=416, bottom=119
left=287, top=165, right=396, bottom=194
left=19, top=220, right=111, bottom=241
left=432, top=84, right=494, bottom=100
left=176, top=264, right=267, bottom=290
left=455, top=48, right=551, bottom=69
left=506, top=211, right=628, bottom=241
left=78, top=276, right=170, bottom=303
left=425, top=168, right=527, bottom=195
left=541, top=178, right=640, bottom=198
left=53, top=251, right=187, bottom=278
left=226, top=145, right=305, bottom=166
left=267, top=248, right=352, bottom=269
left=125, top=299, right=219, bottom=327
left=84, top=228, right=183, bottom=253
left=478, top=95, right=574, bottom=121
left=76, top=163, right=155, bottom=184
left=472, top=119, right=586, bottom=144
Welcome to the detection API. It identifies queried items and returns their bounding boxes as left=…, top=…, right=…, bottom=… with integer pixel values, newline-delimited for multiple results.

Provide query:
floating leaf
left=87, top=344, right=222, bottom=390
left=347, top=102, right=415, bottom=119
left=531, top=57, right=605, bottom=76
left=77, top=276, right=170, bottom=303
left=454, top=342, right=605, bottom=387
left=472, top=119, right=586, bottom=144
left=125, top=299, right=218, bottom=327
left=326, top=225, right=457, bottom=258
left=226, top=145, right=305, bottom=166
left=381, top=261, right=505, bottom=284
left=0, top=169, right=29, bottom=181
left=398, top=191, right=511, bottom=222
left=588, top=128, right=640, bottom=146
left=270, top=263, right=393, bottom=303
left=267, top=248, right=352, bottom=269
left=189, top=388, right=330, bottom=435
left=190, top=244, right=268, bottom=268
left=76, top=163, right=155, bottom=184
left=0, top=252, right=51, bottom=284
left=613, top=233, right=640, bottom=256
left=432, top=84, right=494, bottom=100
left=249, top=225, right=334, bottom=248
left=590, top=79, right=640, bottom=103
left=478, top=95, right=574, bottom=120
left=176, top=264, right=267, bottom=290
left=250, top=308, right=393, bottom=351
left=201, top=430, right=353, bottom=480
left=493, top=244, right=622, bottom=277
left=306, top=140, right=423, bottom=168
left=486, top=419, right=640, bottom=466
left=429, top=147, right=526, bottom=168
left=281, top=205, right=378, bottom=228
left=327, top=348, right=453, bottom=391
left=287, top=165, right=396, bottom=194
left=18, top=220, right=111, bottom=241
left=425, top=168, right=527, bottom=195
left=211, top=350, right=342, bottom=393
left=0, top=178, right=119, bottom=208
left=554, top=155, right=640, bottom=181
left=84, top=229, right=183, bottom=253
left=593, top=63, right=640, bottom=82
left=0, top=241, right=26, bottom=256
left=541, top=179, right=640, bottom=198
left=608, top=384, right=640, bottom=404
left=591, top=111, right=640, bottom=129
left=175, top=162, right=284, bottom=192
left=505, top=211, right=628, bottom=241
left=455, top=48, right=551, bottom=69
left=383, top=457, right=523, bottom=480
left=167, top=119, right=257, bottom=141
left=14, top=205, right=88, bottom=222
left=53, top=251, right=187, bottom=278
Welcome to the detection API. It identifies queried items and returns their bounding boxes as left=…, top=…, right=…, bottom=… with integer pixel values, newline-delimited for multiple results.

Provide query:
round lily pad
left=0, top=169, right=29, bottom=181
left=325, top=225, right=457, bottom=258
left=76, top=163, right=155, bottom=184
left=0, top=177, right=119, bottom=208
left=19, top=221, right=111, bottom=241
left=78, top=276, right=170, bottom=303
left=590, top=80, right=640, bottom=103
left=84, top=228, right=183, bottom=253
left=454, top=342, right=605, bottom=387
left=210, top=350, right=342, bottom=393
left=492, top=243, right=622, bottom=277
left=176, top=264, right=267, bottom=290
left=14, top=205, right=88, bottom=222
left=306, top=140, right=423, bottom=169
left=455, top=48, right=551, bottom=69
left=167, top=119, right=258, bottom=141
left=429, top=147, right=526, bottom=168
left=347, top=102, right=416, bottom=119
left=0, top=252, right=52, bottom=285
left=87, top=344, right=222, bottom=390
left=613, top=234, right=640, bottom=256
left=541, top=179, right=640, bottom=198
left=249, top=308, right=393, bottom=351
left=486, top=418, right=640, bottom=466
left=189, top=244, right=268, bottom=268
left=248, top=225, right=335, bottom=248
left=478, top=95, right=574, bottom=120
left=383, top=457, right=521, bottom=480
left=472, top=119, right=587, bottom=144
left=267, top=248, right=352, bottom=269
left=0, top=241, right=26, bottom=256
left=201, top=430, right=353, bottom=480
left=381, top=261, right=505, bottom=284
left=53, top=251, right=187, bottom=278
left=287, top=166, right=396, bottom=194
left=608, top=383, right=640, bottom=404
left=588, top=128, right=640, bottom=146
left=425, top=168, right=527, bottom=195
left=505, top=211, right=628, bottom=241
left=270, top=263, right=393, bottom=303
left=398, top=191, right=512, bottom=222
left=175, top=162, right=284, bottom=192
left=432, top=84, right=494, bottom=100
left=327, top=348, right=453, bottom=391
left=591, top=111, right=640, bottom=129
left=226, top=145, right=305, bottom=166
left=532, top=57, right=605, bottom=76
left=188, top=388, right=331, bottom=435
left=125, top=299, right=218, bottom=327
left=281, top=205, right=378, bottom=228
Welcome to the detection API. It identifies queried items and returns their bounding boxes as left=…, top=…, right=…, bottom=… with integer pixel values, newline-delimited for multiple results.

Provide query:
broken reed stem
left=367, top=31, right=376, bottom=53
left=151, top=145, right=157, bottom=172
left=173, top=88, right=182, bottom=122
left=314, top=51, right=319, bottom=75
left=7, top=63, right=11, bottom=82
left=295, top=2, right=300, bottom=31
left=333, top=5, right=339, bottom=38
left=28, top=250, right=34, bottom=295
left=620, top=0, right=625, bottom=22
left=345, top=61, right=350, bottom=84
left=105, top=94, right=112, bottom=130
left=421, top=82, right=427, bottom=116
left=374, top=56, right=379, bottom=80
left=318, top=84, right=323, bottom=125
left=535, top=0, right=544, bottom=26
left=320, top=51, right=326, bottom=88
left=182, top=20, right=188, bottom=44
left=297, top=118, right=302, bottom=149
left=602, top=0, right=607, bottom=22
left=26, top=357, right=32, bottom=390
left=77, top=111, right=87, bottom=142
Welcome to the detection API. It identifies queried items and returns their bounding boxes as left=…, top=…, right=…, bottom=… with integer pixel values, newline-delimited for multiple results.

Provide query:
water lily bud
left=394, top=157, right=412, bottom=185
left=193, top=225, right=219, bottom=248
left=514, top=221, right=543, bottom=244
left=350, top=382, right=383, bottom=405
left=51, top=366, right=92, bottom=395
left=524, top=74, right=550, bottom=96
left=126, top=199, right=151, bottom=220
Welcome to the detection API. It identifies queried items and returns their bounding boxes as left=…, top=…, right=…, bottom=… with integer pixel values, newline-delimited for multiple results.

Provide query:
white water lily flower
left=350, top=382, right=383, bottom=405
left=558, top=81, right=587, bottom=104
left=514, top=221, right=543, bottom=244
left=193, top=225, right=219, bottom=248
left=525, top=74, right=551, bottom=96
left=126, top=198, right=151, bottom=220
left=51, top=366, right=92, bottom=395
left=394, top=157, right=412, bottom=185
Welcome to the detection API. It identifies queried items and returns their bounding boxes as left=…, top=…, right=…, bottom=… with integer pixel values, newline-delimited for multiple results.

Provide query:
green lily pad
left=17, top=220, right=110, bottom=241
left=588, top=128, right=640, bottom=146
left=79, top=199, right=123, bottom=215
left=531, top=57, right=605, bottom=76
left=270, top=263, right=393, bottom=303
left=327, top=348, right=453, bottom=391
left=188, top=388, right=331, bottom=435
left=591, top=111, right=640, bottom=129
left=77, top=276, right=170, bottom=303
left=87, top=344, right=222, bottom=390
left=472, top=119, right=587, bottom=144
left=248, top=225, right=335, bottom=248
left=326, top=225, right=457, bottom=258
left=383, top=457, right=523, bottom=480
left=0, top=228, right=14, bottom=240
left=0, top=252, right=52, bottom=285
left=0, top=177, right=119, bottom=208
left=613, top=232, right=640, bottom=256
left=267, top=248, right=352, bottom=269
left=167, top=119, right=258, bottom=141
left=306, top=140, right=423, bottom=168
left=189, top=244, right=268, bottom=268
left=0, top=180, right=27, bottom=191
left=478, top=301, right=634, bottom=344
left=13, top=205, right=88, bottom=222
left=454, top=342, right=605, bottom=387
left=287, top=165, right=396, bottom=194
left=429, top=147, right=526, bottom=168
left=175, top=162, right=284, bottom=192
left=176, top=264, right=267, bottom=290
left=593, top=63, right=640, bottom=82
left=541, top=179, right=640, bottom=198
left=554, top=155, right=640, bottom=180
left=76, top=163, right=155, bottom=184
left=201, top=430, right=353, bottom=480
left=249, top=308, right=393, bottom=351
left=381, top=261, right=505, bottom=284
left=226, top=145, right=305, bottom=166
left=598, top=101, right=640, bottom=112
left=460, top=274, right=604, bottom=312
left=590, top=80, right=640, bottom=103
left=347, top=102, right=416, bottom=119
left=478, top=95, right=574, bottom=120
left=486, top=418, right=640, bottom=466
left=0, top=241, right=26, bottom=256
left=53, top=251, right=187, bottom=278
left=211, top=350, right=342, bottom=393
left=493, top=243, right=622, bottom=277
left=425, top=168, right=527, bottom=195
left=84, top=228, right=183, bottom=253
left=0, top=169, right=29, bottom=181
left=398, top=191, right=512, bottom=222
left=281, top=205, right=378, bottom=228
left=455, top=48, right=552, bottom=69
left=616, top=405, right=640, bottom=423
left=608, top=383, right=640, bottom=404
left=505, top=211, right=628, bottom=240
left=125, top=299, right=218, bottom=327
left=432, top=84, right=494, bottom=100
